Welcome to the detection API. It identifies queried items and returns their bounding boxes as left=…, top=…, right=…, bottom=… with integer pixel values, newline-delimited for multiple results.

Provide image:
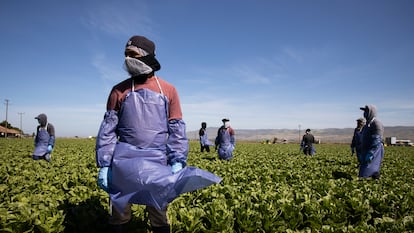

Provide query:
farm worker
left=351, top=117, right=366, bottom=157
left=215, top=118, right=235, bottom=160
left=95, top=35, right=222, bottom=233
left=32, top=113, right=55, bottom=162
left=358, top=105, right=384, bottom=179
left=199, top=122, right=213, bottom=152
left=300, top=129, right=316, bottom=155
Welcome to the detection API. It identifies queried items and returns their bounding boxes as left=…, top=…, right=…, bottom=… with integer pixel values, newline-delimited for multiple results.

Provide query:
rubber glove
left=171, top=162, right=183, bottom=174
left=97, top=167, right=112, bottom=192
left=364, top=153, right=374, bottom=163
left=47, top=145, right=53, bottom=153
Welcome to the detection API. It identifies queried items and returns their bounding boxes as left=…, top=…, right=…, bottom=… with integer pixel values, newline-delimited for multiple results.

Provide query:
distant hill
left=187, top=126, right=414, bottom=144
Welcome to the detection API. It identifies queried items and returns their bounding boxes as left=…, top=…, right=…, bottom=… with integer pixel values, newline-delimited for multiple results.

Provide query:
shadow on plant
left=60, top=196, right=149, bottom=233
left=332, top=171, right=353, bottom=180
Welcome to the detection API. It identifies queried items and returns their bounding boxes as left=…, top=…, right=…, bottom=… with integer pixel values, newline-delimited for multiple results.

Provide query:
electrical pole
left=18, top=112, right=24, bottom=138
left=4, top=99, right=9, bottom=138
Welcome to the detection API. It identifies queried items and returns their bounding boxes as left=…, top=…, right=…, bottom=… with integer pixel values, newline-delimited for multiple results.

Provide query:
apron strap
left=154, top=76, right=164, bottom=96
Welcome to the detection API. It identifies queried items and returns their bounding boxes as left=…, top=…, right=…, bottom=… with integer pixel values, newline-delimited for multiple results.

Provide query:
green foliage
left=0, top=139, right=413, bottom=232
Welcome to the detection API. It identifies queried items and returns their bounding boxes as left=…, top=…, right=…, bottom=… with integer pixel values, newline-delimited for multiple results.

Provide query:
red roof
left=0, top=125, right=21, bottom=134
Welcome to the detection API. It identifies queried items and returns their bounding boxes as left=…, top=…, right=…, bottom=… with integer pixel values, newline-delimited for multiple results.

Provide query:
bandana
left=124, top=57, right=153, bottom=76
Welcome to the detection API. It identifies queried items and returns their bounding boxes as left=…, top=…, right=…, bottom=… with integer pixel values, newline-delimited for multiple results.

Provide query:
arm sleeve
left=95, top=110, right=119, bottom=167
left=34, top=127, right=40, bottom=144
left=47, top=124, right=55, bottom=146
left=166, top=119, right=188, bottom=166
left=229, top=128, right=236, bottom=146
left=368, top=134, right=382, bottom=154
left=360, top=134, right=382, bottom=163
left=215, top=128, right=222, bottom=147
left=48, top=136, right=55, bottom=147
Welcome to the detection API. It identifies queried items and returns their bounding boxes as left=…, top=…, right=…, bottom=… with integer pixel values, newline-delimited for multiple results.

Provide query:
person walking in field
left=351, top=117, right=366, bottom=158
left=358, top=105, right=384, bottom=179
left=95, top=35, right=221, bottom=233
left=300, top=129, right=316, bottom=155
left=32, top=113, right=55, bottom=162
left=199, top=122, right=212, bottom=152
left=215, top=118, right=235, bottom=160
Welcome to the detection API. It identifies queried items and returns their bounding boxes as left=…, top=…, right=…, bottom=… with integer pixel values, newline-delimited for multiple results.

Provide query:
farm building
left=0, top=125, right=21, bottom=138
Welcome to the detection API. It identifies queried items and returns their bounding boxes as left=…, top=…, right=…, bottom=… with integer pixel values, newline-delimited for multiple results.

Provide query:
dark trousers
left=201, top=145, right=210, bottom=152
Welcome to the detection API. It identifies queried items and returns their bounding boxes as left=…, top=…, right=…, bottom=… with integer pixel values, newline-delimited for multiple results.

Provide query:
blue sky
left=1, top=0, right=413, bottom=137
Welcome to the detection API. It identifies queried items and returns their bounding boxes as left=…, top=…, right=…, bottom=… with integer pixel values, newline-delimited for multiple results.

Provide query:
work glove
left=359, top=153, right=373, bottom=165
left=97, top=167, right=112, bottom=192
left=47, top=145, right=53, bottom=153
left=171, top=162, right=183, bottom=174
left=364, top=153, right=374, bottom=164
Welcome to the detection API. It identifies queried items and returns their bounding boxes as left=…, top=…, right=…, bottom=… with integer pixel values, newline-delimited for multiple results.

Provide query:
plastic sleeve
left=48, top=135, right=55, bottom=147
left=95, top=110, right=119, bottom=167
left=166, top=119, right=188, bottom=166
left=367, top=134, right=382, bottom=156
left=360, top=134, right=382, bottom=164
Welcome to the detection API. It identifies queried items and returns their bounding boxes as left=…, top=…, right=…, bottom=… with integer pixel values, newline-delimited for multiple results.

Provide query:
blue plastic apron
left=358, top=125, right=384, bottom=178
left=109, top=78, right=221, bottom=211
left=217, top=128, right=234, bottom=160
left=33, top=125, right=50, bottom=156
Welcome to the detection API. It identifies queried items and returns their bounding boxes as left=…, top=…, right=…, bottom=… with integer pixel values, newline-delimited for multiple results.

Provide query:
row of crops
left=0, top=138, right=413, bottom=232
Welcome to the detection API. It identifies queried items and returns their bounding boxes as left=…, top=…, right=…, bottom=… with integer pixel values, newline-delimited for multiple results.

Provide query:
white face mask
left=124, top=57, right=153, bottom=76
left=224, top=122, right=230, bottom=128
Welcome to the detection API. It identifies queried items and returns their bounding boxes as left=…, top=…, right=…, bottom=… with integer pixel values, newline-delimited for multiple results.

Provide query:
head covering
left=125, top=35, right=161, bottom=72
left=222, top=118, right=230, bottom=122
left=126, top=35, right=156, bottom=56
left=360, top=104, right=377, bottom=123
left=35, top=113, right=47, bottom=127
left=306, top=129, right=311, bottom=133
left=356, top=117, right=366, bottom=123
left=359, top=105, right=368, bottom=111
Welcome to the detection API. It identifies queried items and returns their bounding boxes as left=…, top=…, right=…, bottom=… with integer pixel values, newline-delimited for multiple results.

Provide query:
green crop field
left=0, top=138, right=413, bottom=233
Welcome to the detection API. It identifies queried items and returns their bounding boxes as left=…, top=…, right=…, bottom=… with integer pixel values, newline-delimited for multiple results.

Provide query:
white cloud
left=82, top=1, right=154, bottom=37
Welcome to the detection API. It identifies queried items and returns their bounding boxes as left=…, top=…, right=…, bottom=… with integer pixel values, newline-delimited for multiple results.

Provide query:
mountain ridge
left=187, top=126, right=414, bottom=143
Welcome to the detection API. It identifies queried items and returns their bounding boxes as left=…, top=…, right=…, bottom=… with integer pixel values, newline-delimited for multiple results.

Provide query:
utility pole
left=18, top=112, right=24, bottom=138
left=4, top=99, right=9, bottom=138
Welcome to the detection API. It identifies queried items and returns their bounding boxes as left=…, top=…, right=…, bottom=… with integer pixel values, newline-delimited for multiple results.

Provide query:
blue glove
left=97, top=167, right=112, bottom=192
left=171, top=162, right=183, bottom=174
left=47, top=145, right=53, bottom=153
left=364, top=153, right=374, bottom=163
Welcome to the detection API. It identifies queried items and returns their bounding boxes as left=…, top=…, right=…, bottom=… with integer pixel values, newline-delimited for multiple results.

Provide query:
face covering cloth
left=124, top=57, right=153, bottom=76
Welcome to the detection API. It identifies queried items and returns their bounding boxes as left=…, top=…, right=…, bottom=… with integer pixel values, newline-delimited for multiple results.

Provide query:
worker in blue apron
left=215, top=118, right=235, bottom=160
left=358, top=105, right=384, bottom=179
left=96, top=35, right=221, bottom=233
left=32, top=113, right=55, bottom=162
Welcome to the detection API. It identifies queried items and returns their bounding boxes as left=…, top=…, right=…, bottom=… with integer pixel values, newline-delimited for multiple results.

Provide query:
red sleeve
left=106, top=79, right=131, bottom=111
left=165, top=85, right=183, bottom=120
